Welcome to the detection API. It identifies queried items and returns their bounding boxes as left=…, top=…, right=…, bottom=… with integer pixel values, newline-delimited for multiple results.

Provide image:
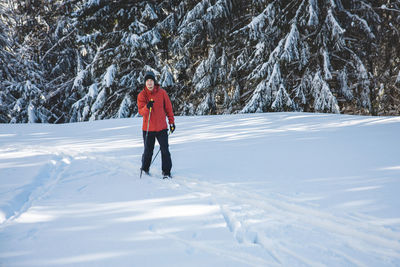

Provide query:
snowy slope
left=1, top=112, right=400, bottom=266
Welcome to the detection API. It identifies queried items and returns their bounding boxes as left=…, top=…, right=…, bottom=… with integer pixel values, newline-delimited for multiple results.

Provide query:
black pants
left=142, top=129, right=172, bottom=174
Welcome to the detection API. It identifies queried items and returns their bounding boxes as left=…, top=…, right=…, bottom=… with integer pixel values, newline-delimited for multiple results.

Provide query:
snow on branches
left=312, top=71, right=340, bottom=113
left=1, top=0, right=399, bottom=122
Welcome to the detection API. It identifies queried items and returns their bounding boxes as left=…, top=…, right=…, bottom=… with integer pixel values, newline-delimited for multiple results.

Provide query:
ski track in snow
left=2, top=151, right=399, bottom=266
left=3, top=153, right=276, bottom=266
left=0, top=152, right=72, bottom=226
left=169, top=175, right=400, bottom=266
left=75, top=154, right=400, bottom=266
left=77, top=155, right=281, bottom=266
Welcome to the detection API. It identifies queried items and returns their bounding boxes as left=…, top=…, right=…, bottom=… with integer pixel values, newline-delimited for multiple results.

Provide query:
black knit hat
left=144, top=71, right=156, bottom=83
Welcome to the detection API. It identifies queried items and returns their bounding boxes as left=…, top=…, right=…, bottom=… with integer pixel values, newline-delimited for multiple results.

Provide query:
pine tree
left=0, top=3, right=14, bottom=122
left=1, top=0, right=400, bottom=123
left=0, top=1, right=48, bottom=123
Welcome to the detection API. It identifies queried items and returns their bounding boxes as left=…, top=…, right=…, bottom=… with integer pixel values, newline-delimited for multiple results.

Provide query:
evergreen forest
left=0, top=0, right=399, bottom=123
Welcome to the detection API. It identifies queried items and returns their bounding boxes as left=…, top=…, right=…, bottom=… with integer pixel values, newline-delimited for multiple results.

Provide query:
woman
left=137, top=71, right=175, bottom=178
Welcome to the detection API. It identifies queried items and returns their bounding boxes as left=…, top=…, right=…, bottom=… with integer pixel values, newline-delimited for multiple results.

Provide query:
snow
left=141, top=4, right=158, bottom=21
left=73, top=70, right=87, bottom=89
left=323, top=50, right=332, bottom=80
left=1, top=112, right=400, bottom=266
left=160, top=66, right=175, bottom=88
left=281, top=24, right=300, bottom=63
left=312, top=71, right=340, bottom=113
left=307, top=0, right=319, bottom=26
left=90, top=88, right=106, bottom=120
left=85, top=0, right=100, bottom=8
left=117, top=95, right=132, bottom=119
left=325, top=8, right=345, bottom=49
left=27, top=102, right=37, bottom=123
left=102, top=65, right=116, bottom=88
left=396, top=70, right=400, bottom=84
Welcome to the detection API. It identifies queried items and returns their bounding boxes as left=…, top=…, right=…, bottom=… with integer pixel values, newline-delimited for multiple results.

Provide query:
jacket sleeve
left=163, top=90, right=175, bottom=125
left=137, top=91, right=149, bottom=117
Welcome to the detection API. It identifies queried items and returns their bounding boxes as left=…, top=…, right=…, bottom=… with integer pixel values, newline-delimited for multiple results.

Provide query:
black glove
left=169, top=124, right=175, bottom=133
left=146, top=100, right=154, bottom=109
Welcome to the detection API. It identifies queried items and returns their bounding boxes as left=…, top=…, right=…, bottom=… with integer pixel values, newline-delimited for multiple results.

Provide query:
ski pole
left=150, top=130, right=171, bottom=167
left=140, top=99, right=153, bottom=178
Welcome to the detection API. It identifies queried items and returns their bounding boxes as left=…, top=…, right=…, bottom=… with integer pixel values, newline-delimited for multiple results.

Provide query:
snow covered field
left=1, top=112, right=400, bottom=266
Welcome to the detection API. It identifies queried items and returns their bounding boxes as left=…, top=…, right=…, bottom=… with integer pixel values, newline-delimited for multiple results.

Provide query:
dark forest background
left=0, top=0, right=399, bottom=123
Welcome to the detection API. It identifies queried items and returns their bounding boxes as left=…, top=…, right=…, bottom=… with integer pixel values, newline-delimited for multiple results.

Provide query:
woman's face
left=146, top=79, right=154, bottom=91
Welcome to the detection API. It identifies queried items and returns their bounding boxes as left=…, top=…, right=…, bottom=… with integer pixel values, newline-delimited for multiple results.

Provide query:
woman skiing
left=137, top=71, right=175, bottom=178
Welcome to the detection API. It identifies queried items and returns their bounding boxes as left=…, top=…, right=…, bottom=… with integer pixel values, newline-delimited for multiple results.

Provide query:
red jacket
left=137, top=85, right=175, bottom=132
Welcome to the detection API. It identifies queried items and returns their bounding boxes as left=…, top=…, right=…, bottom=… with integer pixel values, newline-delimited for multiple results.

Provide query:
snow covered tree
left=0, top=4, right=13, bottom=122
left=1, top=0, right=399, bottom=123
left=311, top=71, right=340, bottom=113
left=236, top=0, right=399, bottom=115
left=0, top=0, right=78, bottom=123
left=0, top=1, right=48, bottom=123
left=0, top=4, right=11, bottom=80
